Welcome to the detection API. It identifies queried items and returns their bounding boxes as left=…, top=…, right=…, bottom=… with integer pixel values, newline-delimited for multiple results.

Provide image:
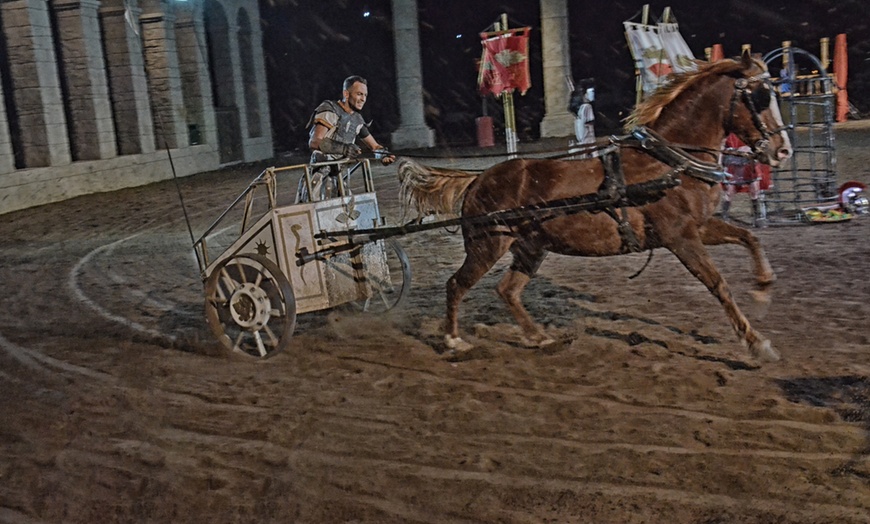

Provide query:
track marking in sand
left=302, top=402, right=864, bottom=461
left=63, top=185, right=247, bottom=335
left=0, top=330, right=115, bottom=382
left=152, top=427, right=870, bottom=521
left=299, top=448, right=870, bottom=520
left=100, top=234, right=195, bottom=314
left=69, top=221, right=242, bottom=336
left=335, top=355, right=861, bottom=434
left=68, top=223, right=237, bottom=342
left=70, top=232, right=178, bottom=344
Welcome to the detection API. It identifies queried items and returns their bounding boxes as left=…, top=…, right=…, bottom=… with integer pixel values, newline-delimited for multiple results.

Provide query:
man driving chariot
left=297, top=75, right=395, bottom=202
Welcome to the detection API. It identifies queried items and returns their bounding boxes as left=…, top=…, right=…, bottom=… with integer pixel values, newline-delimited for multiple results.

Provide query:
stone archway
left=204, top=0, right=241, bottom=164
left=237, top=8, right=261, bottom=139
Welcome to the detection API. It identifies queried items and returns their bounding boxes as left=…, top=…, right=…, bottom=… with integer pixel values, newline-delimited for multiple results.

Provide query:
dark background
left=259, top=0, right=870, bottom=153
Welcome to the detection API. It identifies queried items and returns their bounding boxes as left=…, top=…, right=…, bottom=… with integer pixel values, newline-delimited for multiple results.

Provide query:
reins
left=618, top=127, right=727, bottom=184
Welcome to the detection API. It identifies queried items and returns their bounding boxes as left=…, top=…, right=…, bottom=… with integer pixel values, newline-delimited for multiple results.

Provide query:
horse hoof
left=750, top=339, right=780, bottom=362
left=444, top=335, right=473, bottom=353
left=758, top=276, right=776, bottom=287
left=520, top=335, right=556, bottom=348
left=748, top=288, right=772, bottom=304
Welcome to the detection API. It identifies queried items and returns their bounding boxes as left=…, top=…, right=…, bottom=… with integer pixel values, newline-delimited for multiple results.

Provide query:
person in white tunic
left=569, top=78, right=596, bottom=158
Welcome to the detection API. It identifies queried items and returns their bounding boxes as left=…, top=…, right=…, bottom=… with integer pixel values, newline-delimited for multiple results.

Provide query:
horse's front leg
left=668, top=235, right=780, bottom=362
left=699, top=218, right=775, bottom=287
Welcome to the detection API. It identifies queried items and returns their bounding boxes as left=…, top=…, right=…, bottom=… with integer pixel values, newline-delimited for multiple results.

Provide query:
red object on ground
left=476, top=116, right=495, bottom=148
left=838, top=180, right=867, bottom=205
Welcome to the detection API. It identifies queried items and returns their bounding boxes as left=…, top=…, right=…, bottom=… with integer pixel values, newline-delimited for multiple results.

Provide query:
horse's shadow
left=161, top=270, right=744, bottom=371
left=403, top=271, right=760, bottom=369
left=776, top=375, right=870, bottom=479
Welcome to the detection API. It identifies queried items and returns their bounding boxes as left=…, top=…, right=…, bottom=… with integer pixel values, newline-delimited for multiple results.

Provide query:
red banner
left=477, top=27, right=531, bottom=96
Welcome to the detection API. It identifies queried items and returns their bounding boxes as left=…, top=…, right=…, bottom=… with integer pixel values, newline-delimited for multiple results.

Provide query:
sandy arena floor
left=1, top=124, right=869, bottom=523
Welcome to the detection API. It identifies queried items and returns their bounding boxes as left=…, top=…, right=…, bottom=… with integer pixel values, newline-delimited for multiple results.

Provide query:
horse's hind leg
left=700, top=218, right=775, bottom=286
left=445, top=232, right=513, bottom=351
left=667, top=234, right=780, bottom=362
left=496, top=243, right=552, bottom=347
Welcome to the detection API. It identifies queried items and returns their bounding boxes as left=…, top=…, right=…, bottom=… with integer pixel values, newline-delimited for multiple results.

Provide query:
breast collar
left=623, top=127, right=728, bottom=185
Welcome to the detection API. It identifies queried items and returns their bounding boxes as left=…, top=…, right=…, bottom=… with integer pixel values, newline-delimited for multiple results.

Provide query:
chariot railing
left=193, top=159, right=373, bottom=275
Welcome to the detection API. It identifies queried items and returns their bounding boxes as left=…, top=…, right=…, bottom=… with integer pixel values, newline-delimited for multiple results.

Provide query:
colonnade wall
left=0, top=0, right=272, bottom=215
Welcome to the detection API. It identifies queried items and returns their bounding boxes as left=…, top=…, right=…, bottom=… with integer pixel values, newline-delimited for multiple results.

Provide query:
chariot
left=193, top=159, right=411, bottom=359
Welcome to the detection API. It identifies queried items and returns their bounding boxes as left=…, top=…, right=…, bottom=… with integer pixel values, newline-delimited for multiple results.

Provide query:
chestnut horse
left=400, top=52, right=792, bottom=361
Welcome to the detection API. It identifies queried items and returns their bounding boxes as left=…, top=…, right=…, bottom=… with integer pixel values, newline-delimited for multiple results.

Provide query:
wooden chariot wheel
left=204, top=254, right=296, bottom=359
left=348, top=239, right=412, bottom=314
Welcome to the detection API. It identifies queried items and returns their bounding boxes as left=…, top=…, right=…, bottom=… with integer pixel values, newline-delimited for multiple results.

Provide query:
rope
left=628, top=249, right=655, bottom=280
left=379, top=133, right=724, bottom=171
left=155, top=111, right=200, bottom=270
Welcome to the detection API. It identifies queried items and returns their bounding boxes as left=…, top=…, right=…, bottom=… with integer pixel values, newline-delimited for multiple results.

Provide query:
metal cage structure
left=763, top=46, right=839, bottom=224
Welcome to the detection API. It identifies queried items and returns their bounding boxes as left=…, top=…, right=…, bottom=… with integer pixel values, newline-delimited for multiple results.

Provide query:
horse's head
left=726, top=50, right=793, bottom=167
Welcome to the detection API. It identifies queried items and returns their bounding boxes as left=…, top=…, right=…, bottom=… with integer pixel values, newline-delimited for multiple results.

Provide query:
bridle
left=727, top=74, right=788, bottom=158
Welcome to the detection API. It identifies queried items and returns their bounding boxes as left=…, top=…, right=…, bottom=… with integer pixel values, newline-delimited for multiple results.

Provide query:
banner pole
left=634, top=4, right=650, bottom=106
left=497, top=13, right=518, bottom=157
left=506, top=91, right=517, bottom=157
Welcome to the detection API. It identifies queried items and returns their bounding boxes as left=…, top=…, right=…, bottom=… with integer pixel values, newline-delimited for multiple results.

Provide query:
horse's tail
left=397, top=158, right=479, bottom=221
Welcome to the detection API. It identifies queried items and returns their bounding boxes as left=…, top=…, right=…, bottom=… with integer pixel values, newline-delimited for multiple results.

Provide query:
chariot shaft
left=299, top=172, right=681, bottom=265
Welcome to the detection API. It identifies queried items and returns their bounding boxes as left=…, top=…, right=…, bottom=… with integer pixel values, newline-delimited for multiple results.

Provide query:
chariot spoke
left=233, top=331, right=245, bottom=352
left=234, top=259, right=247, bottom=283
left=375, top=289, right=391, bottom=309
left=346, top=240, right=410, bottom=314
left=212, top=285, right=227, bottom=303
left=219, top=268, right=239, bottom=295
left=253, top=331, right=267, bottom=357
left=262, top=324, right=279, bottom=347
left=369, top=275, right=395, bottom=296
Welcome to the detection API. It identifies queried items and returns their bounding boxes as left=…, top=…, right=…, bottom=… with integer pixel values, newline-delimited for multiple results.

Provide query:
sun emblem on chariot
left=255, top=240, right=270, bottom=256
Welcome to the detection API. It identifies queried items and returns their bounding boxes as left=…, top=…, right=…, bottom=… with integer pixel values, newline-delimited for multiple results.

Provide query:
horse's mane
left=625, top=59, right=748, bottom=129
left=397, top=159, right=479, bottom=221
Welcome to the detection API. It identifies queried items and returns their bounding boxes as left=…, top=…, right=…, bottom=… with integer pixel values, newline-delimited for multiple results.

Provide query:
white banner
left=658, top=23, right=696, bottom=73
left=624, top=21, right=696, bottom=97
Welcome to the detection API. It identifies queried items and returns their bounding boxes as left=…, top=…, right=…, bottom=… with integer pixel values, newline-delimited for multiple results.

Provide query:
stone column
left=0, top=69, right=13, bottom=173
left=0, top=0, right=70, bottom=167
left=51, top=0, right=117, bottom=160
left=389, top=0, right=434, bottom=150
left=139, top=0, right=187, bottom=149
left=175, top=1, right=216, bottom=147
left=538, top=0, right=574, bottom=138
left=99, top=0, right=155, bottom=154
